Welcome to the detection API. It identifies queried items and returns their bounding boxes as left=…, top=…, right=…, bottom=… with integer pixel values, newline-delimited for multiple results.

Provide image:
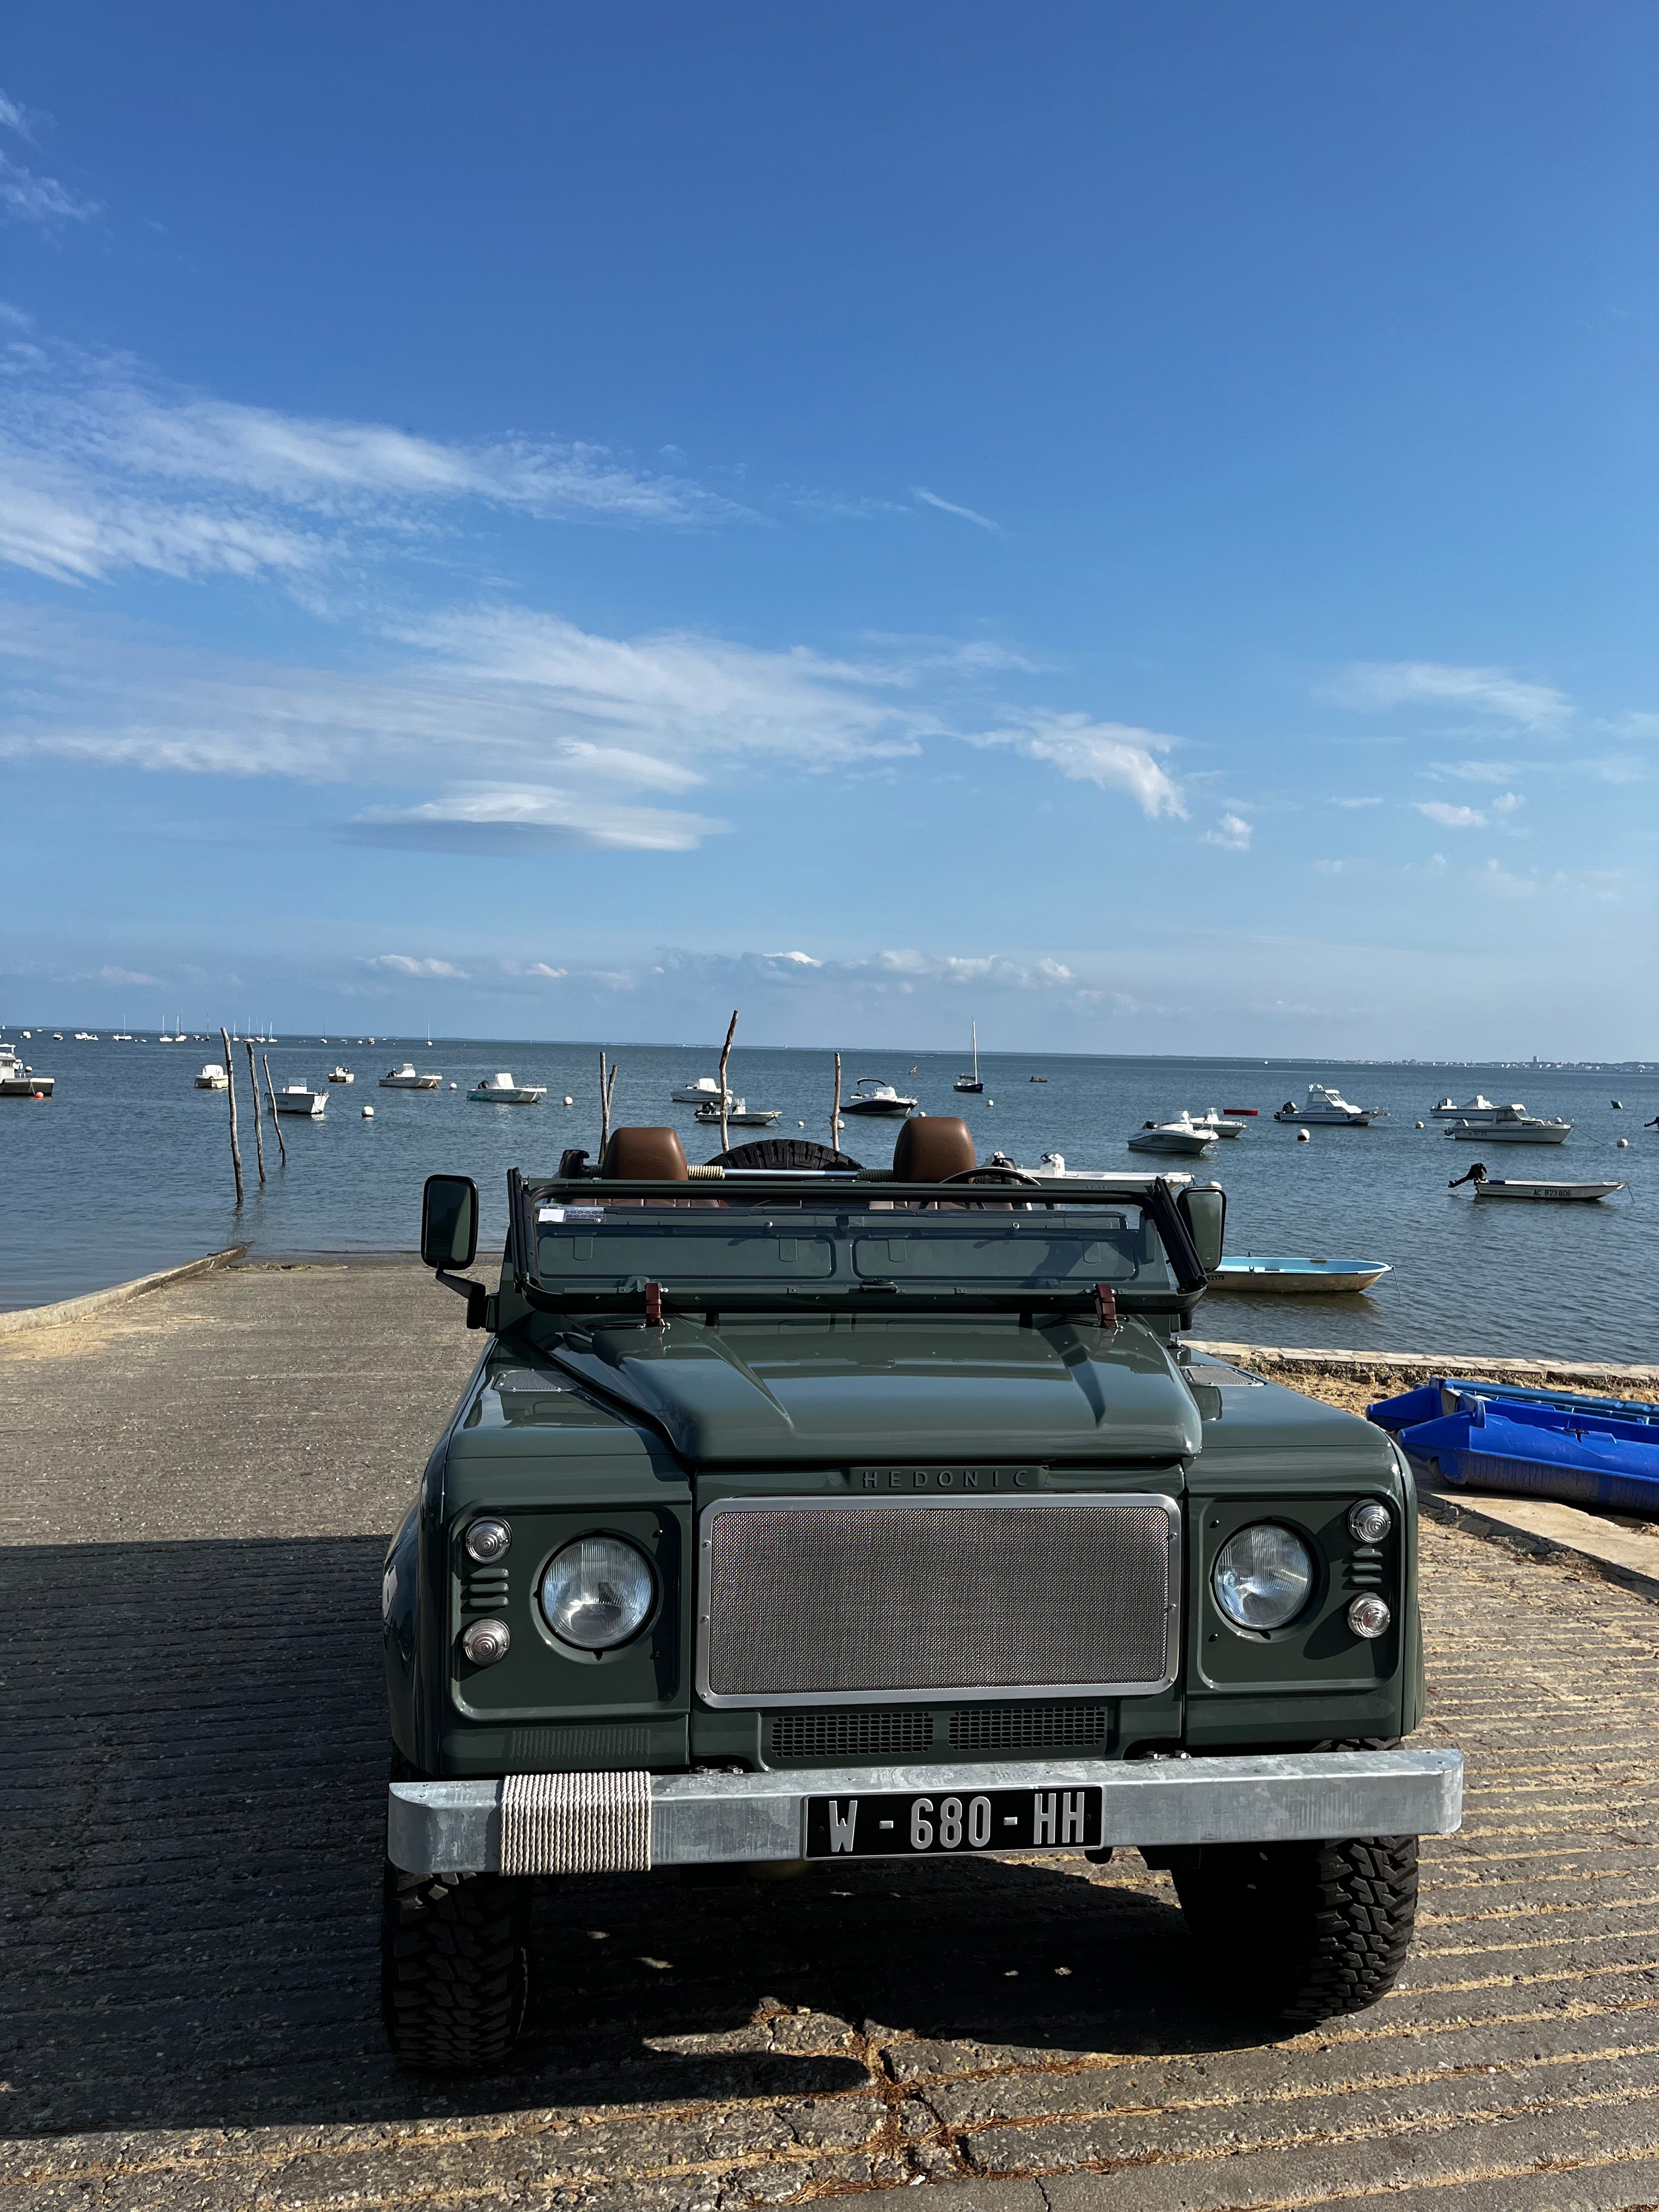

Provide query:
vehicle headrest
left=600, top=1126, right=689, bottom=1180
left=890, top=1116, right=977, bottom=1181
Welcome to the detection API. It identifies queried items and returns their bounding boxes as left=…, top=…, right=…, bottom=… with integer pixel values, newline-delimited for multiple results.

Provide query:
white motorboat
left=841, top=1079, right=918, bottom=1118
left=194, top=1062, right=229, bottom=1090
left=1188, top=1107, right=1247, bottom=1139
left=328, top=1065, right=354, bottom=1085
left=671, top=1075, right=730, bottom=1105
left=1471, top=1178, right=1624, bottom=1202
left=469, top=1071, right=546, bottom=1104
left=693, top=1097, right=781, bottom=1127
left=0, top=1045, right=52, bottom=1097
left=1126, top=1114, right=1218, bottom=1158
left=1431, top=1093, right=1502, bottom=1122
left=1273, top=1084, right=1387, bottom=1127
left=953, top=1022, right=984, bottom=1094
left=274, top=1083, right=326, bottom=1117
left=1444, top=1105, right=1570, bottom=1144
left=380, top=1063, right=442, bottom=1090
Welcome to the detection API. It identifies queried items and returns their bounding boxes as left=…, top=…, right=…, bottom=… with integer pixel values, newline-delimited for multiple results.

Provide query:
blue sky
left=1, top=3, right=1654, bottom=1054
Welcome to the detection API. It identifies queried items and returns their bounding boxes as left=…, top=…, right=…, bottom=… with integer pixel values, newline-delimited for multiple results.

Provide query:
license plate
left=804, top=1785, right=1103, bottom=1859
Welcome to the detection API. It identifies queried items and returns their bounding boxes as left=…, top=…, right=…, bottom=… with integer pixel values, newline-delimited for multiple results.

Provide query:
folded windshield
left=531, top=1200, right=1176, bottom=1298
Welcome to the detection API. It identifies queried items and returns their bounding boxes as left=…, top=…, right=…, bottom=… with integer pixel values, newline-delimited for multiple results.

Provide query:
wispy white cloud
left=1328, top=795, right=1383, bottom=808
left=366, top=953, right=471, bottom=979
left=352, top=785, right=725, bottom=855
left=98, top=962, right=157, bottom=986
left=913, top=486, right=999, bottom=533
left=1203, top=812, right=1252, bottom=851
left=1330, top=661, right=1571, bottom=731
left=979, top=712, right=1187, bottom=820
left=0, top=91, right=98, bottom=228
left=1415, top=800, right=1486, bottom=828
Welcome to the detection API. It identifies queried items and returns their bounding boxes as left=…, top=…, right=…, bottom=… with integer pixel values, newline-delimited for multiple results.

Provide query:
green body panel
left=385, top=1283, right=1419, bottom=1781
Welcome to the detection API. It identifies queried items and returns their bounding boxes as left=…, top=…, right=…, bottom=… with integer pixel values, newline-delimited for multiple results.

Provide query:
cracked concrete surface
left=4, top=1260, right=1659, bottom=2209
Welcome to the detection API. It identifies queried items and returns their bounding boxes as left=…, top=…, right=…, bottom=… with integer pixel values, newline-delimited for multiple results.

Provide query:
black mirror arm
left=435, top=1268, right=489, bottom=1328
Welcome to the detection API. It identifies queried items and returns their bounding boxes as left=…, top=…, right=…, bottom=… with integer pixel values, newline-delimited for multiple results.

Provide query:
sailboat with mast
left=953, top=1022, right=984, bottom=1094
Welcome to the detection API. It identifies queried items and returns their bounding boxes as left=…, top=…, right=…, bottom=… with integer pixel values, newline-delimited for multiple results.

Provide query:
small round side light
left=1347, top=1499, right=1392, bottom=1544
left=1347, top=1594, right=1391, bottom=1640
left=464, top=1517, right=511, bottom=1563
left=460, top=1619, right=511, bottom=1666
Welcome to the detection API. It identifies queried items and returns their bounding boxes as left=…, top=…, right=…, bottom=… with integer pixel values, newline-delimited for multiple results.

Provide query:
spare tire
left=707, top=1138, right=864, bottom=1171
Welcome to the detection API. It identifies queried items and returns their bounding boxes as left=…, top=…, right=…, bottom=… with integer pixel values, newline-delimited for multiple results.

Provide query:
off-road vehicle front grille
left=699, top=1494, right=1179, bottom=1707
left=948, top=1702, right=1109, bottom=1751
left=769, top=1710, right=933, bottom=1761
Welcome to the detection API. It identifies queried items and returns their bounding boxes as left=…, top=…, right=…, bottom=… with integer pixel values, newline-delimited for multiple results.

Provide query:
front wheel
left=1173, top=1835, right=1419, bottom=2022
left=381, top=1860, right=533, bottom=2072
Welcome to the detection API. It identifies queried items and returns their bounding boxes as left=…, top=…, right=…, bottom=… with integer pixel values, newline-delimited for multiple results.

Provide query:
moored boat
left=1273, top=1084, right=1387, bottom=1126
left=1444, top=1105, right=1570, bottom=1144
left=1431, top=1093, right=1502, bottom=1122
left=1210, top=1257, right=1392, bottom=1294
left=194, top=1062, right=229, bottom=1090
left=328, top=1065, right=354, bottom=1084
left=841, top=1079, right=918, bottom=1118
left=274, top=1083, right=327, bottom=1117
left=468, top=1072, right=547, bottom=1104
left=1471, top=1178, right=1623, bottom=1201
left=670, top=1075, right=729, bottom=1105
left=1188, top=1108, right=1247, bottom=1139
left=693, top=1097, right=781, bottom=1127
left=1126, top=1114, right=1217, bottom=1158
left=380, top=1063, right=442, bottom=1090
left=0, top=1044, right=52, bottom=1097
left=953, top=1022, right=984, bottom=1094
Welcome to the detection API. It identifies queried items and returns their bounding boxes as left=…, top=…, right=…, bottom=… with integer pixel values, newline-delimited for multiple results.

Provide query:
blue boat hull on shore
left=1369, top=1378, right=1659, bottom=1436
left=1381, top=1389, right=1659, bottom=1516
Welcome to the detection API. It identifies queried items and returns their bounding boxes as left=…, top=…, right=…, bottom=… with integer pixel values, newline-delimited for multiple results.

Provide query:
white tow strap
left=499, top=1769, right=652, bottom=1876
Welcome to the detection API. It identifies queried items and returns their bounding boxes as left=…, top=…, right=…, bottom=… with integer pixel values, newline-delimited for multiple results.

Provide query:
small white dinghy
left=194, top=1063, right=229, bottom=1090
left=380, top=1062, right=442, bottom=1090
left=1471, top=1179, right=1626, bottom=1203
left=468, top=1071, right=546, bottom=1104
left=274, top=1083, right=326, bottom=1117
left=1211, top=1257, right=1393, bottom=1294
left=694, top=1097, right=781, bottom=1126
left=328, top=1065, right=354, bottom=1084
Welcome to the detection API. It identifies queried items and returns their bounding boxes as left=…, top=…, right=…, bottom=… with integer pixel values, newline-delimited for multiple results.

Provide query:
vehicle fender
left=381, top=1504, right=420, bottom=1765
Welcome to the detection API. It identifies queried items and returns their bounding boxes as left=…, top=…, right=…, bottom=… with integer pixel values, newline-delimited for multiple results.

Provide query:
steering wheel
left=938, top=1165, right=1043, bottom=1188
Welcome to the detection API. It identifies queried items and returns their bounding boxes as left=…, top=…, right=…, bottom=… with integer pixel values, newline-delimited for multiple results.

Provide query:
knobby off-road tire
left=381, top=1859, right=534, bottom=2072
left=1173, top=1835, right=1419, bottom=2022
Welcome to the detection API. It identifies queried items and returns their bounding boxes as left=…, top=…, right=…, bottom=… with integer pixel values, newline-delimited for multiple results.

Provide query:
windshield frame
left=504, top=1169, right=1209, bottom=1320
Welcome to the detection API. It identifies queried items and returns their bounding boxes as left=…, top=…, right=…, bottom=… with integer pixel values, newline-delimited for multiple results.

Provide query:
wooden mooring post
left=261, top=1052, right=287, bottom=1167
left=718, top=1008, right=738, bottom=1156
left=244, top=1040, right=266, bottom=1184
left=831, top=1050, right=842, bottom=1153
left=219, top=1026, right=244, bottom=1206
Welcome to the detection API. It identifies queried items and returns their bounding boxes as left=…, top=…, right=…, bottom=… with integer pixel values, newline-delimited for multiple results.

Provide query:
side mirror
left=421, top=1173, right=478, bottom=1271
left=1178, top=1183, right=1226, bottom=1274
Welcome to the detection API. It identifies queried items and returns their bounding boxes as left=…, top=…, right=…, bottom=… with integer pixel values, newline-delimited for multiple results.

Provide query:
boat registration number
left=804, top=1786, right=1103, bottom=1859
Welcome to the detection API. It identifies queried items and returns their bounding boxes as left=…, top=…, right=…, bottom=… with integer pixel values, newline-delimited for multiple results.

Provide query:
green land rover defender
left=381, top=1117, right=1462, bottom=2070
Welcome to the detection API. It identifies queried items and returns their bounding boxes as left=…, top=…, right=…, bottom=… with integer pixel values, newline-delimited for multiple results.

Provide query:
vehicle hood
left=542, top=1314, right=1202, bottom=1465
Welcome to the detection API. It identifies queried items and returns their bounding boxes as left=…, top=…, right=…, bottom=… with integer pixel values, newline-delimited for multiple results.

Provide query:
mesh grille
left=949, top=1703, right=1108, bottom=1752
left=770, top=1709, right=933, bottom=1760
left=704, top=1499, right=1173, bottom=1703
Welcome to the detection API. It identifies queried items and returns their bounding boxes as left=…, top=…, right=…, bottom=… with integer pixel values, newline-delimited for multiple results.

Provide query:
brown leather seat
left=600, top=1126, right=689, bottom=1180
left=890, top=1116, right=977, bottom=1181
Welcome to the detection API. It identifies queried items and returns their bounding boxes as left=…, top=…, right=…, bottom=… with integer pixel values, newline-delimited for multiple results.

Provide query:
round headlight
left=539, top=1534, right=657, bottom=1651
left=1347, top=1499, right=1392, bottom=1545
left=1213, top=1523, right=1316, bottom=1631
left=464, top=1516, right=512, bottom=1563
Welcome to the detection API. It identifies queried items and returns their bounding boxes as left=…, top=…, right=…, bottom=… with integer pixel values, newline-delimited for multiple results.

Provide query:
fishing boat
left=1472, top=1178, right=1624, bottom=1202
left=194, top=1062, right=229, bottom=1090
left=274, top=1083, right=327, bottom=1117
left=0, top=1045, right=52, bottom=1097
left=380, top=1063, right=442, bottom=1090
left=1444, top=1104, right=1570, bottom=1144
left=693, top=1097, right=781, bottom=1127
left=1273, top=1084, right=1387, bottom=1126
left=328, top=1065, right=354, bottom=1084
left=1391, top=1393, right=1659, bottom=1517
left=953, top=1024, right=984, bottom=1094
left=1369, top=1378, right=1659, bottom=1437
left=1188, top=1108, right=1247, bottom=1139
left=842, top=1079, right=918, bottom=1118
left=468, top=1071, right=547, bottom=1104
left=1210, top=1257, right=1392, bottom=1294
left=1126, top=1114, right=1218, bottom=1158
left=670, top=1074, right=730, bottom=1105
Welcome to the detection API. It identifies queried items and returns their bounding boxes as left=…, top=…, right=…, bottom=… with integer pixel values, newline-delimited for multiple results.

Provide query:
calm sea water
left=2, top=1035, right=1652, bottom=1362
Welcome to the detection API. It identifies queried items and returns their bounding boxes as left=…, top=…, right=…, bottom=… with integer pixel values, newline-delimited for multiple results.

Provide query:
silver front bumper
left=388, top=1747, right=1463, bottom=1877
